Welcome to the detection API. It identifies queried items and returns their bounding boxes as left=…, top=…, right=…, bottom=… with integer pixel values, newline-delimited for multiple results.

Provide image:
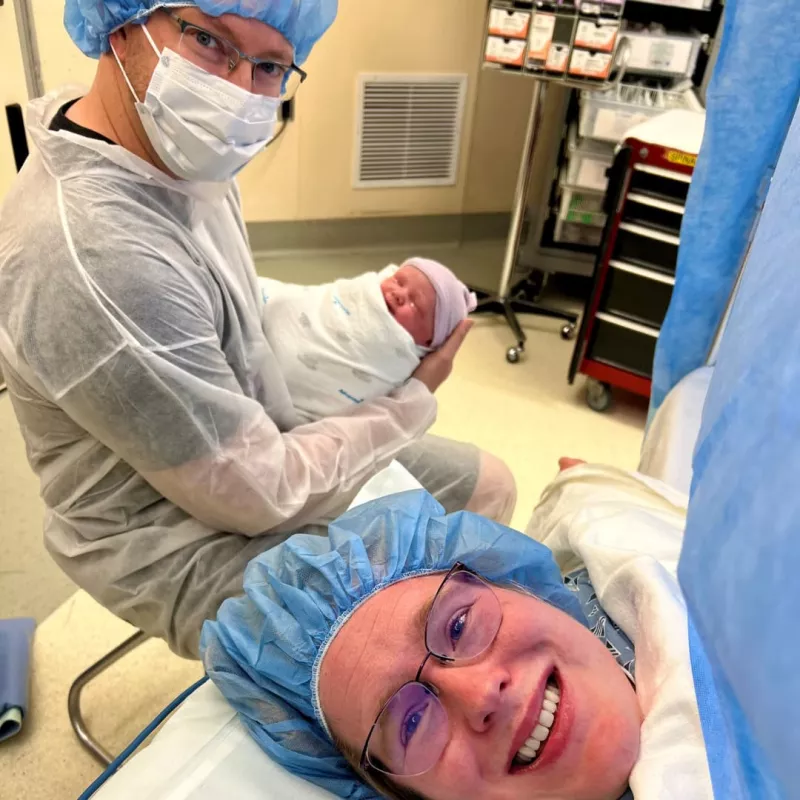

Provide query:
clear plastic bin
left=579, top=85, right=703, bottom=143
left=621, top=29, right=707, bottom=78
left=627, top=0, right=712, bottom=9
left=558, top=169, right=607, bottom=226
left=565, top=124, right=615, bottom=191
left=554, top=218, right=603, bottom=247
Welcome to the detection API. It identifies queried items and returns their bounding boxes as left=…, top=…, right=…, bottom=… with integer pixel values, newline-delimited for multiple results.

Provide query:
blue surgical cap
left=201, top=490, right=586, bottom=800
left=64, top=0, right=338, bottom=64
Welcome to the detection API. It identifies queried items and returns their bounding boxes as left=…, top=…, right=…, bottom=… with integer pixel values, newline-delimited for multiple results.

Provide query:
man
left=0, top=1, right=516, bottom=658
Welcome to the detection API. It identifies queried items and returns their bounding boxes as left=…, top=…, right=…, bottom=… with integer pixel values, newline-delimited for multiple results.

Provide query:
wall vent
left=354, top=74, right=468, bottom=188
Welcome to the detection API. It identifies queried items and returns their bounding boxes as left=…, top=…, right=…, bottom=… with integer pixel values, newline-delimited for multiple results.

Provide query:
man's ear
left=108, top=27, right=128, bottom=57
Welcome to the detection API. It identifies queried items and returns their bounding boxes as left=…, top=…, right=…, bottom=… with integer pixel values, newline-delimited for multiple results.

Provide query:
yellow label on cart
left=665, top=149, right=697, bottom=168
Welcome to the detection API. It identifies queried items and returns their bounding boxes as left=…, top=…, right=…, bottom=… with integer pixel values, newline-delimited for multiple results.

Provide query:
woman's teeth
left=515, top=681, right=560, bottom=765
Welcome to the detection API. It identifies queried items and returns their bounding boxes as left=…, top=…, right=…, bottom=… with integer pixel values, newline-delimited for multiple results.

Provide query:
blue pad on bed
left=679, top=101, right=800, bottom=798
left=0, top=618, right=36, bottom=743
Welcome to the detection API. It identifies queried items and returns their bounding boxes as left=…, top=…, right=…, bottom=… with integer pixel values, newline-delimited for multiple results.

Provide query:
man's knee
left=465, top=451, right=517, bottom=525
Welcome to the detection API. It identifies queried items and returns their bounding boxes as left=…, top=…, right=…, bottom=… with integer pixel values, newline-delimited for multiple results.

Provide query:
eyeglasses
left=359, top=563, right=503, bottom=778
left=169, top=13, right=307, bottom=98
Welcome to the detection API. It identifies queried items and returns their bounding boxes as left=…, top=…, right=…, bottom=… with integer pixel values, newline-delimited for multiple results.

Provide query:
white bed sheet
left=639, top=367, right=713, bottom=495
left=92, top=372, right=714, bottom=800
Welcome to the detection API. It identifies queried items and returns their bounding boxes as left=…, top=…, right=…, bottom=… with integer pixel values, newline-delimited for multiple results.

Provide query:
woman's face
left=319, top=574, right=641, bottom=800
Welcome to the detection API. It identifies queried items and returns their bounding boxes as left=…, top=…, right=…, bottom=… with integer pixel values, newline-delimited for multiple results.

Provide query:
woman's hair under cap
left=201, top=489, right=586, bottom=799
left=64, top=0, right=338, bottom=64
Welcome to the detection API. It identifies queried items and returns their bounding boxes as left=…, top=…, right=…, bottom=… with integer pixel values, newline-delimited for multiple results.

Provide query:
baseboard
left=247, top=212, right=510, bottom=257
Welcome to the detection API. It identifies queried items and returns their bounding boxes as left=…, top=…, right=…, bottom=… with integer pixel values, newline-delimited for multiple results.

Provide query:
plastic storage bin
left=579, top=85, right=703, bottom=142
left=565, top=124, right=615, bottom=191
left=558, top=173, right=606, bottom=225
left=628, top=0, right=712, bottom=9
left=621, top=29, right=707, bottom=78
left=554, top=218, right=604, bottom=248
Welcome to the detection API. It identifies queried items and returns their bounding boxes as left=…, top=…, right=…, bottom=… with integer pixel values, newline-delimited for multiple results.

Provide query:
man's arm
left=54, top=329, right=437, bottom=536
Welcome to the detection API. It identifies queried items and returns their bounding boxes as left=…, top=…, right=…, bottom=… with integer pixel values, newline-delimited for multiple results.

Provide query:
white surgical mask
left=112, top=25, right=280, bottom=182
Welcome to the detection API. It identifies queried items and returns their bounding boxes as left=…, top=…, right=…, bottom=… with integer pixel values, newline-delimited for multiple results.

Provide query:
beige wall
left=15, top=0, right=530, bottom=221
left=0, top=0, right=29, bottom=201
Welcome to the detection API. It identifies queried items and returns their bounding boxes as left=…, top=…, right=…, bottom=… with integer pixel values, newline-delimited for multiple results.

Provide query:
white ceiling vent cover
left=355, top=74, right=468, bottom=188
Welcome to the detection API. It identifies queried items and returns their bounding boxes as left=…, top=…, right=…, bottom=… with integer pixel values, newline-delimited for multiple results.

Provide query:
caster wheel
left=586, top=380, right=612, bottom=412
left=561, top=323, right=577, bottom=341
left=506, top=347, right=522, bottom=364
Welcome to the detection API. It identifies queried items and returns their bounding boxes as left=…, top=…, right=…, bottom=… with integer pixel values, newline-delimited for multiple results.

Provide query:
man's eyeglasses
left=359, top=563, right=503, bottom=778
left=169, top=13, right=307, bottom=98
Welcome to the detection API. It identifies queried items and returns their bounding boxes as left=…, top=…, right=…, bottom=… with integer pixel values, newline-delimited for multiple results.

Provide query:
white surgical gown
left=0, top=89, right=439, bottom=657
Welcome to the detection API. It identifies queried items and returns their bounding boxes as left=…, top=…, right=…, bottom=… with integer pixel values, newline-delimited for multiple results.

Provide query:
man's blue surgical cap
left=201, top=490, right=586, bottom=800
left=64, top=0, right=338, bottom=64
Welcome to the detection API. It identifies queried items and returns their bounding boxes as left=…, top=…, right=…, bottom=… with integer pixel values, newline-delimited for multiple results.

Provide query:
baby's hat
left=404, top=257, right=478, bottom=348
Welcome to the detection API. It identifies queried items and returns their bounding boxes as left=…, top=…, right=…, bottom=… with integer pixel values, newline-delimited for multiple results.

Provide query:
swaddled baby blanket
left=259, top=271, right=422, bottom=425
left=0, top=617, right=35, bottom=743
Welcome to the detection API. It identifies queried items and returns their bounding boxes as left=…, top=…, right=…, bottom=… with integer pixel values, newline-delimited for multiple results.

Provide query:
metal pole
left=13, top=0, right=45, bottom=100
left=68, top=630, right=151, bottom=766
left=497, top=80, right=545, bottom=299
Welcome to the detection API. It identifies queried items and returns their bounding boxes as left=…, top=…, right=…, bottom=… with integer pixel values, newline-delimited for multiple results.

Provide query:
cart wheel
left=506, top=347, right=522, bottom=364
left=561, top=323, right=577, bottom=341
left=586, top=380, right=612, bottom=412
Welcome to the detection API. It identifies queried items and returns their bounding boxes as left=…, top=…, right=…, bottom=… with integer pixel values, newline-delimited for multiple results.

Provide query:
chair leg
left=68, top=629, right=151, bottom=766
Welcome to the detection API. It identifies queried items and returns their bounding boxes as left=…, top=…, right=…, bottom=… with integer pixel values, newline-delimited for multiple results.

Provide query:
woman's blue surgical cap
left=200, top=490, right=586, bottom=800
left=64, top=0, right=338, bottom=64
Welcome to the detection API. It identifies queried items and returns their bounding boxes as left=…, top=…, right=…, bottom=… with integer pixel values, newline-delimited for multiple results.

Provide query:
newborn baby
left=260, top=257, right=477, bottom=425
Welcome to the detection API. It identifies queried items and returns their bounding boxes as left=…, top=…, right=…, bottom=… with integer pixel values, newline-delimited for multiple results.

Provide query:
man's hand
left=412, top=320, right=473, bottom=394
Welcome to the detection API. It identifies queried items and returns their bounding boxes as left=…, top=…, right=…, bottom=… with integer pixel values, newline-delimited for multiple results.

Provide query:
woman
left=201, top=460, right=711, bottom=800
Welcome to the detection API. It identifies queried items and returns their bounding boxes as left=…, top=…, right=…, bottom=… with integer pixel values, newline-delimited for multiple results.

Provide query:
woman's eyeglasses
left=359, top=563, right=503, bottom=778
left=169, top=13, right=307, bottom=98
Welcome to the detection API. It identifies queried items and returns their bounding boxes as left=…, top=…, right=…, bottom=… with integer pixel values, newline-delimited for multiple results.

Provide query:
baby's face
left=381, top=266, right=436, bottom=347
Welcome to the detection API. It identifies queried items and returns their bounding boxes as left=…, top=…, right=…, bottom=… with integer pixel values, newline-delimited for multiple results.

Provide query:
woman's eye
left=448, top=608, right=470, bottom=647
left=401, top=702, right=428, bottom=747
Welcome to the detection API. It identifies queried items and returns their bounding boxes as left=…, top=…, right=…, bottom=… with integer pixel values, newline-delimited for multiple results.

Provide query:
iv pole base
left=472, top=292, right=578, bottom=364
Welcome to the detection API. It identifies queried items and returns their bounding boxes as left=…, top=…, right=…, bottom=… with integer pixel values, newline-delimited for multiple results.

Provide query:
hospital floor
left=0, top=240, right=647, bottom=797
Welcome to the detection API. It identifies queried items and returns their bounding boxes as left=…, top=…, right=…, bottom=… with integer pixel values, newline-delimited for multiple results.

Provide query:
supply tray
left=619, top=27, right=707, bottom=78
left=484, top=1, right=632, bottom=90
left=558, top=170, right=607, bottom=225
left=554, top=218, right=604, bottom=247
left=579, top=83, right=703, bottom=142
left=565, top=123, right=615, bottom=191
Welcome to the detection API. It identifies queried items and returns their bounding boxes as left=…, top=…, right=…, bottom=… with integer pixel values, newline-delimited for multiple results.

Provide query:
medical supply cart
left=476, top=0, right=722, bottom=362
left=567, top=109, right=703, bottom=411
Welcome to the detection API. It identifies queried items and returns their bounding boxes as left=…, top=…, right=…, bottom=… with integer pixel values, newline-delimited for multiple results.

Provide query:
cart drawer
left=624, top=193, right=684, bottom=236
left=586, top=312, right=658, bottom=378
left=612, top=223, right=679, bottom=275
left=630, top=165, right=690, bottom=205
left=600, top=262, right=675, bottom=327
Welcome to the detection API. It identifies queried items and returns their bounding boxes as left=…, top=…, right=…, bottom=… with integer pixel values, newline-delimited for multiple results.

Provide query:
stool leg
left=68, top=629, right=151, bottom=765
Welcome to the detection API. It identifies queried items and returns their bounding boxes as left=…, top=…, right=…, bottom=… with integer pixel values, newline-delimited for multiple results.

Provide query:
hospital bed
left=73, top=1, right=800, bottom=792
left=76, top=366, right=713, bottom=800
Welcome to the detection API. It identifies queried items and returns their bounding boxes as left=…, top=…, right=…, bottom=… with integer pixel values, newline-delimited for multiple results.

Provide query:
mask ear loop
left=110, top=22, right=162, bottom=104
